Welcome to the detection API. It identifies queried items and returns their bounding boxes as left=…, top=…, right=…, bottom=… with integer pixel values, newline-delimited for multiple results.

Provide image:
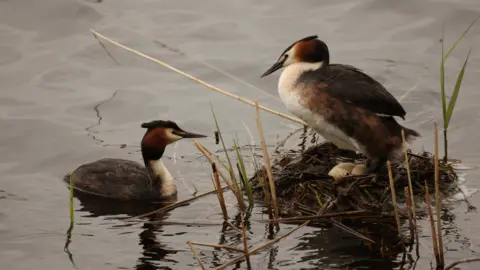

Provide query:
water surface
left=1, top=0, right=480, bottom=269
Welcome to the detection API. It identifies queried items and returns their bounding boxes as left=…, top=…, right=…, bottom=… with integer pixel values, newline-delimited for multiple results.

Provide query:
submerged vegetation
left=78, top=21, right=480, bottom=269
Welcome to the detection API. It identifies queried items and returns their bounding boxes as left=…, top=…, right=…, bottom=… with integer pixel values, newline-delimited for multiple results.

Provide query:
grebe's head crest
left=141, top=120, right=206, bottom=147
left=260, top=35, right=330, bottom=77
left=141, top=120, right=181, bottom=130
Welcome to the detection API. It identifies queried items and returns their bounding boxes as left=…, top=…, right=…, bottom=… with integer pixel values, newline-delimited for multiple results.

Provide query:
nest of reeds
left=250, top=141, right=458, bottom=219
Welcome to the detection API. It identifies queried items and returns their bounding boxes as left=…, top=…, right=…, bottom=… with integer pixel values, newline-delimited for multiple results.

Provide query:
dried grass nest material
left=250, top=142, right=458, bottom=218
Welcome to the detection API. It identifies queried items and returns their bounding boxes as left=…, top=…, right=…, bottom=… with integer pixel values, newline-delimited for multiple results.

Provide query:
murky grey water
left=1, top=0, right=480, bottom=269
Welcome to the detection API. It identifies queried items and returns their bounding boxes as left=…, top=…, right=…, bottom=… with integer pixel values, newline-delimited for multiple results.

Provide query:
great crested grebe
left=63, top=120, right=206, bottom=200
left=261, top=35, right=420, bottom=173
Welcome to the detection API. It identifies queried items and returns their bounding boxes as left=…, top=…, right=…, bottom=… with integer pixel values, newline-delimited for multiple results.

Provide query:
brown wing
left=297, top=64, right=406, bottom=119
left=63, top=158, right=158, bottom=200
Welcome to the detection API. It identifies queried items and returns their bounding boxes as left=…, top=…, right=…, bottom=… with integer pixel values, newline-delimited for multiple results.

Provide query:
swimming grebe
left=64, top=120, right=206, bottom=200
left=260, top=35, right=420, bottom=173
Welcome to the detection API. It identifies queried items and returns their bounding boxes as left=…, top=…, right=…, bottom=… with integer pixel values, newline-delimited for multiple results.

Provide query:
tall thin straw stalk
left=425, top=183, right=440, bottom=266
left=434, top=122, right=444, bottom=265
left=255, top=101, right=279, bottom=219
left=194, top=141, right=233, bottom=189
left=404, top=187, right=415, bottom=242
left=212, top=163, right=228, bottom=219
left=241, top=212, right=250, bottom=262
left=187, top=241, right=206, bottom=270
left=401, top=130, right=418, bottom=244
left=387, top=161, right=402, bottom=238
left=210, top=105, right=246, bottom=211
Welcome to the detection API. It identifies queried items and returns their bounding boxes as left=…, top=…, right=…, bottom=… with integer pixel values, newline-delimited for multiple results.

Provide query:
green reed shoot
left=69, top=172, right=75, bottom=223
left=210, top=104, right=245, bottom=211
left=440, top=16, right=478, bottom=161
left=312, top=188, right=323, bottom=207
left=248, top=141, right=273, bottom=219
left=234, top=139, right=254, bottom=206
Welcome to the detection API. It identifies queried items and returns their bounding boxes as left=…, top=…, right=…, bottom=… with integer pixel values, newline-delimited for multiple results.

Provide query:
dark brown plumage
left=261, top=35, right=420, bottom=173
left=63, top=120, right=206, bottom=201
left=63, top=158, right=158, bottom=201
left=296, top=64, right=407, bottom=120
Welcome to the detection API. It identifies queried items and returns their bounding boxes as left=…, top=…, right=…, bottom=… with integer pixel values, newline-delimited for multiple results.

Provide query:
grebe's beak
left=173, top=130, right=207, bottom=139
left=261, top=55, right=286, bottom=78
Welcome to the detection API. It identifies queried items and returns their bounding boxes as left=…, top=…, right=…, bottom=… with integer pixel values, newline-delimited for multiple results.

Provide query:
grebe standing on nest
left=261, top=35, right=420, bottom=173
left=64, top=120, right=206, bottom=200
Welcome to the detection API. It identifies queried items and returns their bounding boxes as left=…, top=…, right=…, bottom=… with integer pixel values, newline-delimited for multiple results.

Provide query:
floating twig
left=215, top=221, right=310, bottom=270
left=445, top=257, right=480, bottom=270
left=330, top=218, right=375, bottom=244
left=143, top=220, right=224, bottom=226
left=126, top=185, right=229, bottom=221
left=187, top=241, right=206, bottom=270
left=225, top=220, right=242, bottom=233
left=189, top=241, right=244, bottom=253
left=264, top=209, right=368, bottom=223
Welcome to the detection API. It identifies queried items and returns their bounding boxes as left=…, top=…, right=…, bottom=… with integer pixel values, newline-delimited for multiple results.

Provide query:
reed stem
left=234, top=139, right=254, bottom=206
left=255, top=100, right=279, bottom=219
left=404, top=187, right=415, bottom=243
left=247, top=139, right=273, bottom=222
left=401, top=129, right=419, bottom=245
left=443, top=128, right=448, bottom=163
left=387, top=161, right=402, bottom=239
left=425, top=183, right=440, bottom=266
left=194, top=141, right=234, bottom=190
left=434, top=122, right=445, bottom=266
left=212, top=163, right=228, bottom=220
left=68, top=172, right=75, bottom=223
left=241, top=212, right=250, bottom=262
left=187, top=241, right=206, bottom=270
left=210, top=105, right=246, bottom=211
left=261, top=174, right=274, bottom=220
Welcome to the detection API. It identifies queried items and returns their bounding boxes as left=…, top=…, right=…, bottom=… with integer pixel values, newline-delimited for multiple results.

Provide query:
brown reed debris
left=212, top=163, right=228, bottom=219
